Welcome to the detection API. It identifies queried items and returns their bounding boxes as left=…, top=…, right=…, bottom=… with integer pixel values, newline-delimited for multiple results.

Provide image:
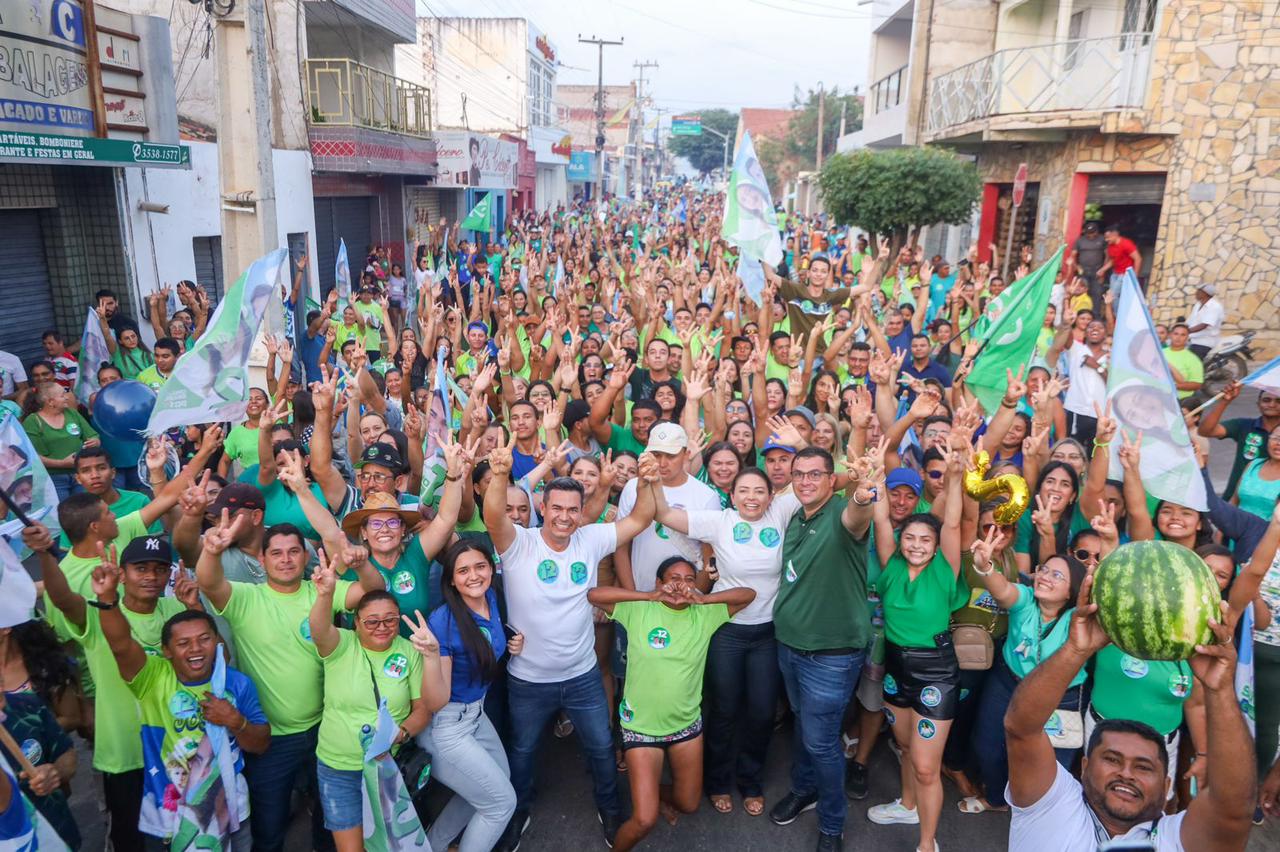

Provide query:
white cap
left=646, top=422, right=688, bottom=454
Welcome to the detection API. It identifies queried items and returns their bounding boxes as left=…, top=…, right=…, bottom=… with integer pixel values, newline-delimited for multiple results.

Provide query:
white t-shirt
left=617, top=475, right=722, bottom=592
left=0, top=351, right=27, bottom=397
left=686, top=492, right=801, bottom=625
left=1062, top=341, right=1108, bottom=417
left=499, top=523, right=617, bottom=683
left=413, top=266, right=432, bottom=292
left=1187, top=297, right=1224, bottom=349
left=1008, top=762, right=1186, bottom=852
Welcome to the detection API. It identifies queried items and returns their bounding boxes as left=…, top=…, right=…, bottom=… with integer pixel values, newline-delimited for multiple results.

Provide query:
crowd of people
left=0, top=186, right=1276, bottom=852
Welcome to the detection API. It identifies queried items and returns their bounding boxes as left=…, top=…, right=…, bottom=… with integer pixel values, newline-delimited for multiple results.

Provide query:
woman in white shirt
left=652, top=467, right=800, bottom=816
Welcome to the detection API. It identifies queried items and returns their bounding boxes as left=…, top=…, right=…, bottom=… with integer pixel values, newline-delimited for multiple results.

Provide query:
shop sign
left=0, top=129, right=189, bottom=167
left=0, top=0, right=94, bottom=135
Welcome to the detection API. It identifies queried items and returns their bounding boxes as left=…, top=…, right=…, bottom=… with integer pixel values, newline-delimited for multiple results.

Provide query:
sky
left=417, top=0, right=874, bottom=118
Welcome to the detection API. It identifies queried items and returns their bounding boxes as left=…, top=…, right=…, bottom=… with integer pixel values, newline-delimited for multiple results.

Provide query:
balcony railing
left=927, top=33, right=1154, bottom=135
left=869, top=64, right=907, bottom=116
left=305, top=58, right=432, bottom=137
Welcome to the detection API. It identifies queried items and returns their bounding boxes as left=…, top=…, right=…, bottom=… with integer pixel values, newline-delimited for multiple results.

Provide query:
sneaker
left=598, top=809, right=621, bottom=848
left=494, top=811, right=530, bottom=852
left=769, top=791, right=818, bottom=826
left=554, top=713, right=575, bottom=738
left=817, top=832, right=843, bottom=852
left=844, top=760, right=869, bottom=800
left=867, top=799, right=919, bottom=825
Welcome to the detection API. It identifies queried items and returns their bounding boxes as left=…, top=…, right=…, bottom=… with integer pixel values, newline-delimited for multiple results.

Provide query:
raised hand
left=487, top=434, right=515, bottom=478
left=312, top=548, right=337, bottom=597
left=1117, top=429, right=1142, bottom=472
left=145, top=436, right=172, bottom=474
left=1003, top=366, right=1027, bottom=405
left=608, top=356, right=635, bottom=391
left=180, top=469, right=213, bottom=518
left=542, top=405, right=563, bottom=436
left=277, top=449, right=308, bottom=493
left=637, top=451, right=661, bottom=484
left=202, top=509, right=246, bottom=556
left=401, top=609, right=440, bottom=656
left=765, top=414, right=804, bottom=448
left=969, top=524, right=1005, bottom=571
left=173, top=564, right=201, bottom=609
left=1030, top=494, right=1055, bottom=536
left=91, top=544, right=122, bottom=602
left=1188, top=601, right=1236, bottom=694
left=1092, top=400, right=1117, bottom=445
left=21, top=522, right=54, bottom=554
left=1090, top=501, right=1119, bottom=547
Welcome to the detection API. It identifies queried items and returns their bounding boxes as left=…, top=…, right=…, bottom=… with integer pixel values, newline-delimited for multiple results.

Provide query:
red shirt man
left=1100, top=225, right=1141, bottom=280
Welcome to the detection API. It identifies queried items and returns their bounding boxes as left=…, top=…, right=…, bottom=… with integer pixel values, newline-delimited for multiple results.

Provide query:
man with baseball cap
left=885, top=468, right=925, bottom=530
left=1188, top=282, right=1224, bottom=361
left=762, top=436, right=798, bottom=492
left=614, top=423, right=721, bottom=593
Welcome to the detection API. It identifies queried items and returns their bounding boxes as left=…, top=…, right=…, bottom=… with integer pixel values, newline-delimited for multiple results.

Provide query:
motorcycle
left=1203, top=331, right=1256, bottom=395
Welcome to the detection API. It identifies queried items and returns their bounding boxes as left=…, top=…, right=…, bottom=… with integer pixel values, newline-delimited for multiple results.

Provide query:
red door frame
left=977, top=183, right=1001, bottom=264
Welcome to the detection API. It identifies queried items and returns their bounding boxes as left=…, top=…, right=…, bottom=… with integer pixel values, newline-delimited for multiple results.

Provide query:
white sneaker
left=916, top=843, right=940, bottom=852
left=867, top=799, right=920, bottom=825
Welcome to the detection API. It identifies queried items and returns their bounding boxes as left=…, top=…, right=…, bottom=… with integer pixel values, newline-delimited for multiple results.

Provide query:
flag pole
left=0, top=485, right=65, bottom=561
left=1186, top=391, right=1224, bottom=418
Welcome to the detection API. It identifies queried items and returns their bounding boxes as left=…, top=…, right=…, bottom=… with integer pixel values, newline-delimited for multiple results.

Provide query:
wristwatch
left=87, top=599, right=117, bottom=610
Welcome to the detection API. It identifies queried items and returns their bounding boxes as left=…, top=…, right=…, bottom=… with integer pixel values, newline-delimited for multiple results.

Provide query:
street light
left=701, top=122, right=732, bottom=180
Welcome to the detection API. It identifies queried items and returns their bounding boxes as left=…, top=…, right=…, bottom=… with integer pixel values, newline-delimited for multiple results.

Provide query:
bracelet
left=445, top=473, right=460, bottom=482
left=972, top=560, right=995, bottom=576
left=1000, top=399, right=1017, bottom=409
left=851, top=491, right=873, bottom=506
left=1092, top=440, right=1111, bottom=448
left=237, top=715, right=249, bottom=733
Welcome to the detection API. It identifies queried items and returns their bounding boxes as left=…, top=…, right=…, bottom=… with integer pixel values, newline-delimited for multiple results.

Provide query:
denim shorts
left=316, top=759, right=364, bottom=831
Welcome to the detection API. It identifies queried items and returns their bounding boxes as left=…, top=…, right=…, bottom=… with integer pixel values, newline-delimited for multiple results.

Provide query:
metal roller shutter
left=191, top=236, right=225, bottom=301
left=0, top=211, right=57, bottom=365
left=314, top=197, right=374, bottom=297
left=1086, top=173, right=1167, bottom=205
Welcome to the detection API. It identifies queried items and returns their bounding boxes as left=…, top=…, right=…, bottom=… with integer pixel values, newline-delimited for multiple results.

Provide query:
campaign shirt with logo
left=684, top=492, right=801, bottom=625
left=498, top=523, right=617, bottom=683
left=428, top=587, right=506, bottom=703
left=616, top=475, right=721, bottom=592
left=1089, top=645, right=1193, bottom=736
left=316, top=630, right=423, bottom=771
left=0, top=691, right=78, bottom=848
left=126, top=656, right=264, bottom=840
left=358, top=534, right=435, bottom=639
left=1003, top=585, right=1084, bottom=686
left=214, top=579, right=354, bottom=735
left=610, top=600, right=730, bottom=736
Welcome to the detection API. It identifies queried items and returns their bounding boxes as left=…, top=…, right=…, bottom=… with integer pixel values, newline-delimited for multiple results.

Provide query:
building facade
left=556, top=84, right=636, bottom=200
left=917, top=0, right=1280, bottom=350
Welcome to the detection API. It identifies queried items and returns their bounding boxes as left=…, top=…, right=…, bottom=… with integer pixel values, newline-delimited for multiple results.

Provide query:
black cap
left=210, top=483, right=266, bottom=514
left=564, top=399, right=591, bottom=430
left=356, top=443, right=406, bottom=475
left=120, top=535, right=174, bottom=566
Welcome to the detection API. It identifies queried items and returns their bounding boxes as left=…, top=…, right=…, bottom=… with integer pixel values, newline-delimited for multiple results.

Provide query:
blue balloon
left=93, top=380, right=157, bottom=441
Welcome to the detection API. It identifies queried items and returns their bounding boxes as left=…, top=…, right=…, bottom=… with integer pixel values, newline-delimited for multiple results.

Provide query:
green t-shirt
left=353, top=302, right=385, bottom=351
left=248, top=475, right=330, bottom=542
left=611, top=600, right=730, bottom=736
left=70, top=598, right=186, bottom=772
left=1014, top=506, right=1090, bottom=556
left=222, top=424, right=260, bottom=471
left=1090, top=645, right=1192, bottom=735
left=333, top=321, right=361, bottom=353
left=214, top=579, right=354, bottom=734
left=348, top=535, right=435, bottom=637
left=774, top=495, right=871, bottom=652
left=23, top=409, right=98, bottom=463
left=606, top=423, right=646, bottom=456
left=1002, top=585, right=1083, bottom=685
left=317, top=630, right=422, bottom=770
left=111, top=347, right=154, bottom=380
left=47, top=509, right=151, bottom=643
left=133, top=365, right=169, bottom=391
left=56, top=490, right=159, bottom=550
left=1163, top=347, right=1204, bottom=399
left=876, top=552, right=966, bottom=648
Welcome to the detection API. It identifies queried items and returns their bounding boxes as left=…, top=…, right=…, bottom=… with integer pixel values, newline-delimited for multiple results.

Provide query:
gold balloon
left=963, top=450, right=1031, bottom=525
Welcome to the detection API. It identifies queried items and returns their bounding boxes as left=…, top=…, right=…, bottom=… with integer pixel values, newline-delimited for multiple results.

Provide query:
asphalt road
left=65, top=392, right=1280, bottom=850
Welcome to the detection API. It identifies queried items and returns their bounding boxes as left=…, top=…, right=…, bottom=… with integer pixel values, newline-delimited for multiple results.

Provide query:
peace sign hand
left=312, top=548, right=337, bottom=597
left=488, top=434, right=515, bottom=478
left=402, top=609, right=441, bottom=657
left=91, top=544, right=122, bottom=603
left=969, top=524, right=1005, bottom=572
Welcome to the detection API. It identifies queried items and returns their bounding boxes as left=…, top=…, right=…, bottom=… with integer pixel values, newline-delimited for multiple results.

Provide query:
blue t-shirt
left=927, top=272, right=957, bottom=323
left=299, top=329, right=328, bottom=385
left=428, top=588, right=506, bottom=704
left=901, top=358, right=954, bottom=402
left=886, top=328, right=914, bottom=355
left=511, top=447, right=540, bottom=481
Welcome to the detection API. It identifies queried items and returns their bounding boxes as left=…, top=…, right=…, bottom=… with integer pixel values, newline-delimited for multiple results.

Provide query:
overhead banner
left=433, top=130, right=517, bottom=189
left=567, top=151, right=594, bottom=181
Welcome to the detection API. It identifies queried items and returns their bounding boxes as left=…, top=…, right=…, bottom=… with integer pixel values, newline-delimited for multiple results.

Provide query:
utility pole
left=838, top=98, right=847, bottom=139
left=215, top=1, right=278, bottom=281
left=633, top=60, right=658, bottom=198
left=578, top=35, right=624, bottom=202
left=815, top=82, right=826, bottom=169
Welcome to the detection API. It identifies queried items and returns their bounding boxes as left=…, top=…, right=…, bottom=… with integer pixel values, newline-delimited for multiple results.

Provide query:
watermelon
left=1091, top=540, right=1218, bottom=661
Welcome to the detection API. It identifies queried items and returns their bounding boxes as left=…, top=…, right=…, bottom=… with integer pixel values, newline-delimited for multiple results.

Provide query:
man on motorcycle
left=1187, top=283, right=1224, bottom=361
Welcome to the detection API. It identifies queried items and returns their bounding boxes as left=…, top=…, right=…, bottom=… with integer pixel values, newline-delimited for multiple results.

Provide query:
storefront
left=567, top=150, right=595, bottom=202
left=530, top=126, right=570, bottom=212
left=433, top=130, right=517, bottom=242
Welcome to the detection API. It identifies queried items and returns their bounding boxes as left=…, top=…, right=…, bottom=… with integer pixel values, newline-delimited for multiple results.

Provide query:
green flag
left=460, top=193, right=492, bottom=232
left=966, top=246, right=1064, bottom=414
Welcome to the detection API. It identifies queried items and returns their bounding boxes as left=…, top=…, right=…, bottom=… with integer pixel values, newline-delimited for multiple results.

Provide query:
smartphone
left=504, top=622, right=522, bottom=637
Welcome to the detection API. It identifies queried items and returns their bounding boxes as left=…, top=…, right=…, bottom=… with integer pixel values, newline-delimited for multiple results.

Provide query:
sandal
left=743, top=796, right=765, bottom=816
left=709, top=794, right=733, bottom=814
left=957, top=796, right=1007, bottom=814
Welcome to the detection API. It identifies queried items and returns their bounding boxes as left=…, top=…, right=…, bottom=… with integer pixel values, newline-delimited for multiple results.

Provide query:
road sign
left=1012, top=162, right=1028, bottom=207
left=671, top=115, right=703, bottom=136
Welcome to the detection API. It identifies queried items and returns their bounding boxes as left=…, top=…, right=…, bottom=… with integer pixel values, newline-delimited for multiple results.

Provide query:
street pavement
left=65, top=392, right=1280, bottom=850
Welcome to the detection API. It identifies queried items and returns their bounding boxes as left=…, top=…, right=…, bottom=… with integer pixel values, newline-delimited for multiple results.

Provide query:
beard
left=1082, top=772, right=1163, bottom=827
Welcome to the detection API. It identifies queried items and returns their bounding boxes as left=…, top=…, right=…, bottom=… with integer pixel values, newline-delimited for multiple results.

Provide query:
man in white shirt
left=0, top=350, right=27, bottom=401
left=1047, top=311, right=1109, bottom=448
left=484, top=438, right=659, bottom=851
left=1005, top=584, right=1255, bottom=851
left=614, top=422, right=722, bottom=592
left=1187, top=283, right=1225, bottom=361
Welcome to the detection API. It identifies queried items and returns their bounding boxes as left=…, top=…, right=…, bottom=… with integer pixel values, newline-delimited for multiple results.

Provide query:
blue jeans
left=974, top=654, right=1081, bottom=807
left=705, top=621, right=780, bottom=798
left=777, top=643, right=864, bottom=837
left=49, top=472, right=78, bottom=502
left=419, top=700, right=516, bottom=852
left=243, top=726, right=330, bottom=852
left=507, top=665, right=621, bottom=818
left=315, top=760, right=363, bottom=831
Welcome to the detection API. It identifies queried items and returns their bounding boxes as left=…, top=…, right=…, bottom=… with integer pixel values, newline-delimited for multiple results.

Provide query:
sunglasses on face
left=925, top=470, right=945, bottom=480
left=1073, top=548, right=1100, bottom=562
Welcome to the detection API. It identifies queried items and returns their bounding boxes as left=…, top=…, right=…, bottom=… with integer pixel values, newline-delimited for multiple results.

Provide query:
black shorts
left=883, top=635, right=961, bottom=722
left=620, top=717, right=703, bottom=752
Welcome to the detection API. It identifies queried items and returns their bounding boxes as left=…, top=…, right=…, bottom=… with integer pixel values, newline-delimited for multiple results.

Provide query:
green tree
left=667, top=108, right=738, bottom=176
left=783, top=85, right=863, bottom=168
left=819, top=147, right=981, bottom=251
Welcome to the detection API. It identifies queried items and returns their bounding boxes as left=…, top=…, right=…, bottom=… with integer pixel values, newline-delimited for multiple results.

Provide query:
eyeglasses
left=925, top=470, right=945, bottom=480
left=791, top=470, right=829, bottom=482
left=1036, top=567, right=1068, bottom=583
left=361, top=616, right=399, bottom=629
left=359, top=470, right=394, bottom=484
left=1073, top=548, right=1100, bottom=563
left=366, top=517, right=404, bottom=531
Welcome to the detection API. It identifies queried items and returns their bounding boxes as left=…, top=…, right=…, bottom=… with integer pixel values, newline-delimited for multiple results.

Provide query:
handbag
left=366, top=655, right=433, bottom=799
left=1044, top=686, right=1085, bottom=749
left=950, top=623, right=995, bottom=671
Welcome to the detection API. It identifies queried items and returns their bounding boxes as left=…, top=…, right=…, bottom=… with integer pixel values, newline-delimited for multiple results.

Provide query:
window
left=1064, top=10, right=1088, bottom=70
left=191, top=236, right=224, bottom=302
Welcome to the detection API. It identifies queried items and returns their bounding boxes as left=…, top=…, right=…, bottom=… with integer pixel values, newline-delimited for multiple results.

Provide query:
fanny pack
left=951, top=622, right=995, bottom=671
